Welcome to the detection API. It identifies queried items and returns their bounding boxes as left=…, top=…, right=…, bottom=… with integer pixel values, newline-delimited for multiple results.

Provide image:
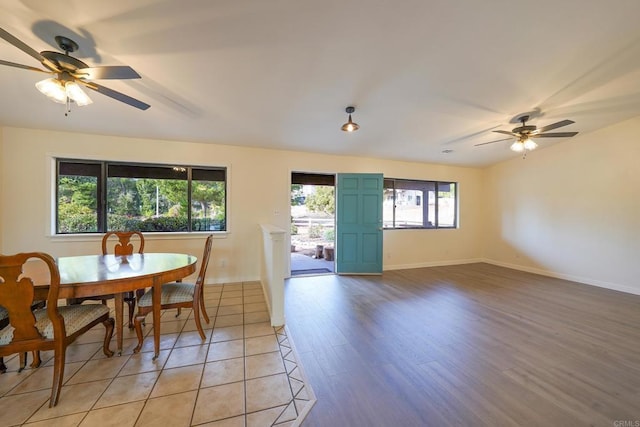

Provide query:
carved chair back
left=101, top=231, right=145, bottom=256
left=0, top=253, right=61, bottom=351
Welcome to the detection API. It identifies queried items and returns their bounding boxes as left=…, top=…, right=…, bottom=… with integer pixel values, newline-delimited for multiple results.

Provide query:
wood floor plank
left=285, top=263, right=640, bottom=426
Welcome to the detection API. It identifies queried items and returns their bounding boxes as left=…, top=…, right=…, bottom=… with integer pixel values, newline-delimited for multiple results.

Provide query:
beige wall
left=2, top=121, right=637, bottom=294
left=483, top=116, right=640, bottom=294
left=0, top=126, right=484, bottom=284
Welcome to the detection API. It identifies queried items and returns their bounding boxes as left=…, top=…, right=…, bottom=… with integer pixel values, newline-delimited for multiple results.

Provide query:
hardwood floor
left=284, top=263, right=640, bottom=427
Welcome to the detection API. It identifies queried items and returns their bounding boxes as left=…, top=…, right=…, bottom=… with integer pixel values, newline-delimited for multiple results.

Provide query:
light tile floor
left=0, top=282, right=315, bottom=426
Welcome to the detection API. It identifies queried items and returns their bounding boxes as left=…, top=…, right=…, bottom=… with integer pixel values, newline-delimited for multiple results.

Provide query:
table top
left=30, top=253, right=197, bottom=299
left=56, top=253, right=197, bottom=285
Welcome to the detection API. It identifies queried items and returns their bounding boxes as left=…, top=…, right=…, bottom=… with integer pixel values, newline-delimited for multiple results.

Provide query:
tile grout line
left=81, top=312, right=149, bottom=425
left=241, top=282, right=249, bottom=426
left=188, top=282, right=223, bottom=426
left=134, top=309, right=189, bottom=427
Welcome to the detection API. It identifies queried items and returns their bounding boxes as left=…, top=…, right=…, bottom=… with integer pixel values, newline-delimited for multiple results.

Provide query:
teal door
left=335, top=173, right=383, bottom=274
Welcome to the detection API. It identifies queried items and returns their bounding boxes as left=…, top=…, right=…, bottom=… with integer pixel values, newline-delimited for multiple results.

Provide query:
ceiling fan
left=475, top=114, right=578, bottom=155
left=0, top=27, right=150, bottom=112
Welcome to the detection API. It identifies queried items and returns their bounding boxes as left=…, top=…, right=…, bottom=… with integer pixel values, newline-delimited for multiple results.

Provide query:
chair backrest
left=195, top=235, right=214, bottom=287
left=0, top=253, right=62, bottom=349
left=102, top=231, right=145, bottom=256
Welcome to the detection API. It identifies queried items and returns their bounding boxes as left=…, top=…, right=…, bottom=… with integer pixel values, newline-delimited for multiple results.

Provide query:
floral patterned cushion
left=138, top=283, right=196, bottom=307
left=0, top=304, right=109, bottom=345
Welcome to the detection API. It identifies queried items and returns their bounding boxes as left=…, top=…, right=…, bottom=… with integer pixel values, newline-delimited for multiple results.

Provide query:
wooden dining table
left=31, top=253, right=197, bottom=358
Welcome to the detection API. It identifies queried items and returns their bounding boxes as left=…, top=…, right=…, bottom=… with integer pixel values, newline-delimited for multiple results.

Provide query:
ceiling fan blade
left=493, top=130, right=518, bottom=137
left=0, top=27, right=60, bottom=72
left=474, top=137, right=513, bottom=146
left=537, top=119, right=574, bottom=133
left=0, top=59, right=52, bottom=73
left=532, top=132, right=579, bottom=138
left=80, top=80, right=150, bottom=110
left=74, top=66, right=141, bottom=80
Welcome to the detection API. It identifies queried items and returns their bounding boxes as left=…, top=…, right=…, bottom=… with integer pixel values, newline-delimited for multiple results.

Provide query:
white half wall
left=483, top=117, right=640, bottom=295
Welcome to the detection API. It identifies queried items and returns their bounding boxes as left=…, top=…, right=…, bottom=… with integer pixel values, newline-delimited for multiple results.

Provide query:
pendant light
left=341, top=106, right=359, bottom=132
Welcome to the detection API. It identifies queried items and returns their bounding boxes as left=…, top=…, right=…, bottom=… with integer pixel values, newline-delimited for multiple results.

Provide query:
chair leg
left=175, top=307, right=182, bottom=318
left=30, top=351, right=41, bottom=369
left=200, top=292, right=210, bottom=324
left=125, top=299, right=136, bottom=330
left=49, top=344, right=66, bottom=407
left=0, top=357, right=6, bottom=374
left=133, top=314, right=147, bottom=353
left=193, top=303, right=206, bottom=341
left=18, top=352, right=27, bottom=372
left=135, top=289, right=146, bottom=326
left=102, top=318, right=115, bottom=357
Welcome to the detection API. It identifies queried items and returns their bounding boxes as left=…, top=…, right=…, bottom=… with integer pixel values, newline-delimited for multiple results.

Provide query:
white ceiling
left=2, top=0, right=640, bottom=167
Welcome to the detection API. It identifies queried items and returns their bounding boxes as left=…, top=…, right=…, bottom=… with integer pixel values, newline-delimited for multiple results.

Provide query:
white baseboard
left=220, top=260, right=639, bottom=297
left=384, top=257, right=640, bottom=296
left=482, top=258, right=640, bottom=296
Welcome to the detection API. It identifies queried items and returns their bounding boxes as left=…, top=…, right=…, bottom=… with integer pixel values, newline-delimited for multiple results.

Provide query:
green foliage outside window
left=56, top=161, right=226, bottom=233
left=58, top=176, right=98, bottom=233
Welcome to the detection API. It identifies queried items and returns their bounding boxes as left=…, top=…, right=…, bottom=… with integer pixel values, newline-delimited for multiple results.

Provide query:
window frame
left=383, top=178, right=457, bottom=229
left=55, top=158, right=227, bottom=235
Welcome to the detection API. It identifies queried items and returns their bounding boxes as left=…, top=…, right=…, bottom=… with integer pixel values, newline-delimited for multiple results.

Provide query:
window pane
left=437, top=183, right=456, bottom=227
left=57, top=161, right=101, bottom=234
left=394, top=189, right=424, bottom=228
left=383, top=178, right=457, bottom=229
left=57, top=175, right=98, bottom=233
left=383, top=185, right=395, bottom=228
left=427, top=189, right=436, bottom=227
left=107, top=164, right=189, bottom=232
left=191, top=179, right=226, bottom=231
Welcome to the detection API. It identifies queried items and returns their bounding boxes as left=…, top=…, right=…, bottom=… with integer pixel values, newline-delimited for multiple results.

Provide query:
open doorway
left=290, top=172, right=335, bottom=276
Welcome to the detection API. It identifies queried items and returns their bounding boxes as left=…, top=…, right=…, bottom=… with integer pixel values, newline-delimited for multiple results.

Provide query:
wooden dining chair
left=0, top=300, right=46, bottom=374
left=133, top=235, right=213, bottom=353
left=0, top=252, right=114, bottom=407
left=68, top=231, right=145, bottom=329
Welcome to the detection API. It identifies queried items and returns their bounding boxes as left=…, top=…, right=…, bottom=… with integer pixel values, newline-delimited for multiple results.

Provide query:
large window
left=383, top=179, right=457, bottom=229
left=56, top=159, right=226, bottom=234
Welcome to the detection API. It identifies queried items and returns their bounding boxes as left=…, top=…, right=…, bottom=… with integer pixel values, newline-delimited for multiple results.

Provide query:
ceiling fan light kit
left=522, top=138, right=537, bottom=151
left=510, top=140, right=525, bottom=153
left=36, top=76, right=93, bottom=106
left=64, top=81, right=92, bottom=106
left=341, top=106, right=359, bottom=132
left=476, top=114, right=578, bottom=158
left=35, top=78, right=67, bottom=103
left=0, top=27, right=150, bottom=114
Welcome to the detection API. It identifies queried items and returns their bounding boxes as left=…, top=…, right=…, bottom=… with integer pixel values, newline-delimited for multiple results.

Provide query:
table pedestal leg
left=152, top=280, right=161, bottom=360
left=114, top=293, right=124, bottom=356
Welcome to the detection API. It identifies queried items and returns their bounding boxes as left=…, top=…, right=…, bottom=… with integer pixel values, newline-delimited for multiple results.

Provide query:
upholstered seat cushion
left=0, top=304, right=109, bottom=345
left=137, top=283, right=196, bottom=307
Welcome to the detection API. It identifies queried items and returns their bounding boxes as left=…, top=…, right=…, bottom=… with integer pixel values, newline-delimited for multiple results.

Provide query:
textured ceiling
left=2, top=0, right=640, bottom=167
